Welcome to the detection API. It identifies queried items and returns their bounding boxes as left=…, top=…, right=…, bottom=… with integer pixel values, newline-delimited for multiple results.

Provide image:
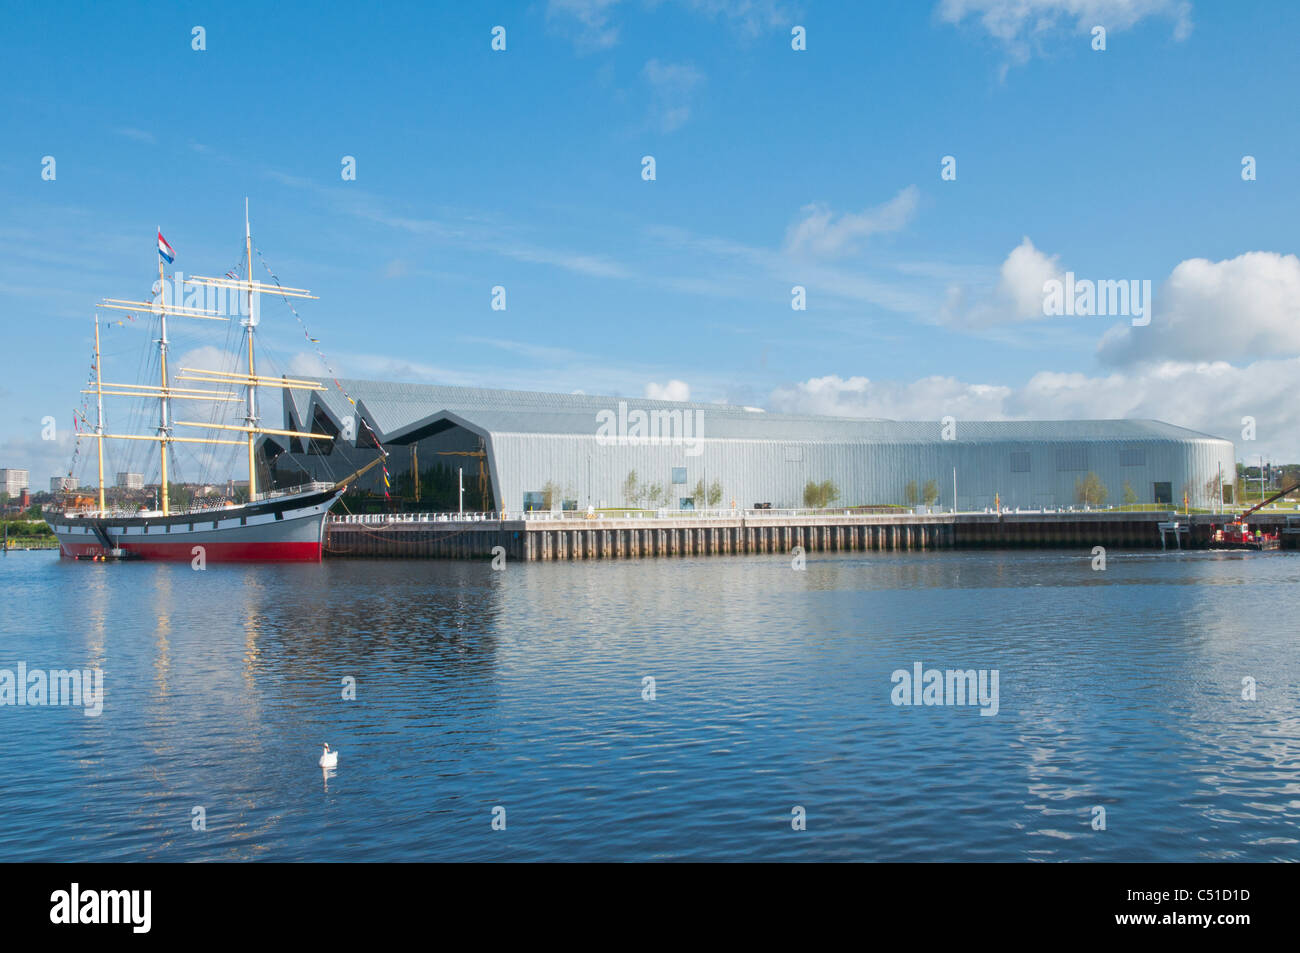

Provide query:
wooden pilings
left=326, top=512, right=1200, bottom=561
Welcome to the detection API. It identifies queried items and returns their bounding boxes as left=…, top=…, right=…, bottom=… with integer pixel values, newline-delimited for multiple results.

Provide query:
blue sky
left=3, top=0, right=1299, bottom=485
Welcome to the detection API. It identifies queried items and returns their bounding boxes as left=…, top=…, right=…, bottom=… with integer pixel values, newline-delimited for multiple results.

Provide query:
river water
left=1, top=547, right=1297, bottom=861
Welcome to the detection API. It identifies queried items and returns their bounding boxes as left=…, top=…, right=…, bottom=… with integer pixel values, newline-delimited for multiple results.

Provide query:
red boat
left=1208, top=482, right=1297, bottom=552
left=1211, top=522, right=1281, bottom=551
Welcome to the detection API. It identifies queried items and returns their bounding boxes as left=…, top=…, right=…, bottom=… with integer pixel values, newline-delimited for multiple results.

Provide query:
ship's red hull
left=45, top=486, right=341, bottom=564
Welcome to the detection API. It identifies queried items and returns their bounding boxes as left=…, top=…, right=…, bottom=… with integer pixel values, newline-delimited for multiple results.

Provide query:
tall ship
left=44, top=204, right=382, bottom=562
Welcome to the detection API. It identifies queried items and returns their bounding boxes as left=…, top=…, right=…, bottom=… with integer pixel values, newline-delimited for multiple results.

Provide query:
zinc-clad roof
left=293, top=378, right=1227, bottom=445
left=265, top=379, right=1237, bottom=512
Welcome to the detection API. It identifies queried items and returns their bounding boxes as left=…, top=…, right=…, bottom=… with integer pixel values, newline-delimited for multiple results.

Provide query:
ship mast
left=93, top=314, right=106, bottom=514
left=243, top=199, right=259, bottom=500
left=95, top=237, right=244, bottom=503
left=87, top=211, right=338, bottom=514
left=157, top=229, right=172, bottom=515
left=173, top=203, right=331, bottom=486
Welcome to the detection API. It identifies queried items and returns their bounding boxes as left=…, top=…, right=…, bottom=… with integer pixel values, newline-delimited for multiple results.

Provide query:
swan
left=319, top=743, right=339, bottom=768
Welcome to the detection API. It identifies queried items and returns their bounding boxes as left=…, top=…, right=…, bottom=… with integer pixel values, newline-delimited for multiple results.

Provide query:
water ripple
left=1, top=549, right=1298, bottom=860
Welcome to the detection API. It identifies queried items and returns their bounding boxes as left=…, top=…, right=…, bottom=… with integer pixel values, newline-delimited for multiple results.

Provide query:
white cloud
left=937, top=244, right=1300, bottom=370
left=784, top=186, right=919, bottom=259
left=769, top=358, right=1300, bottom=460
left=1098, top=251, right=1300, bottom=365
left=642, top=59, right=705, bottom=132
left=0, top=430, right=80, bottom=489
left=501, top=243, right=634, bottom=279
left=548, top=1, right=797, bottom=49
left=937, top=0, right=1194, bottom=63
left=645, top=379, right=692, bottom=401
left=937, top=235, right=1063, bottom=328
left=998, top=236, right=1063, bottom=318
left=166, top=346, right=247, bottom=430
left=771, top=374, right=1012, bottom=421
left=644, top=212, right=941, bottom=316
left=176, top=345, right=239, bottom=376
left=267, top=170, right=635, bottom=280
left=681, top=0, right=799, bottom=37
left=114, top=127, right=156, bottom=144
left=286, top=351, right=331, bottom=378
left=548, top=0, right=623, bottom=50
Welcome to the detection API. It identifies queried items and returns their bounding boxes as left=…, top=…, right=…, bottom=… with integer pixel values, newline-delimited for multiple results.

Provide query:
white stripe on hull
left=45, top=489, right=342, bottom=562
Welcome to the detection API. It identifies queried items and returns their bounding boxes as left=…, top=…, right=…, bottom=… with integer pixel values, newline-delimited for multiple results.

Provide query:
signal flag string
left=255, top=249, right=391, bottom=500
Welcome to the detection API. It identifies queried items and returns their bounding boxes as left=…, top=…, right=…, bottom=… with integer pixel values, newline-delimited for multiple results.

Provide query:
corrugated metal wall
left=488, top=432, right=1236, bottom=511
left=267, top=385, right=1237, bottom=512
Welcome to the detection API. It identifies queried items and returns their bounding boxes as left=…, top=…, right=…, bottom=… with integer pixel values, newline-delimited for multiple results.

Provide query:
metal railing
left=260, top=481, right=335, bottom=500
left=334, top=511, right=505, bottom=525
left=3, top=538, right=59, bottom=550
left=329, top=504, right=1283, bottom=524
left=336, top=507, right=941, bottom=524
left=45, top=481, right=336, bottom=520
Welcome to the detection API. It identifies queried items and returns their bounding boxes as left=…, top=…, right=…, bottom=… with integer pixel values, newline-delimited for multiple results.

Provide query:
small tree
left=1075, top=472, right=1107, bottom=506
left=707, top=479, right=723, bottom=507
left=803, top=479, right=840, bottom=508
left=622, top=469, right=640, bottom=506
left=692, top=478, right=706, bottom=507
left=1122, top=480, right=1138, bottom=505
left=541, top=480, right=562, bottom=510
left=904, top=480, right=918, bottom=506
left=169, top=484, right=194, bottom=511
left=645, top=482, right=667, bottom=508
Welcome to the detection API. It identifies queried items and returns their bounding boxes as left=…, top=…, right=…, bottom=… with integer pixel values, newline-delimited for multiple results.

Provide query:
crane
left=1241, top=482, right=1298, bottom=520
left=436, top=437, right=491, bottom=511
left=1214, top=481, right=1297, bottom=548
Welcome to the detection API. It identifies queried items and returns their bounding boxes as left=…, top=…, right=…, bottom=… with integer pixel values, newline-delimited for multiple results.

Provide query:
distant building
left=115, top=472, right=144, bottom=490
left=50, top=476, right=78, bottom=492
left=0, top=469, right=29, bottom=497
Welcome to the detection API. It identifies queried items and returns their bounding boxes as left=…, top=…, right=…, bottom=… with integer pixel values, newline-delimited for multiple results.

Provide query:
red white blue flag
left=157, top=232, right=175, bottom=264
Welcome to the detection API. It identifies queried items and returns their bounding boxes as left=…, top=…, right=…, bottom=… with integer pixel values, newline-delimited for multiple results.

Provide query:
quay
left=326, top=509, right=1300, bottom=561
